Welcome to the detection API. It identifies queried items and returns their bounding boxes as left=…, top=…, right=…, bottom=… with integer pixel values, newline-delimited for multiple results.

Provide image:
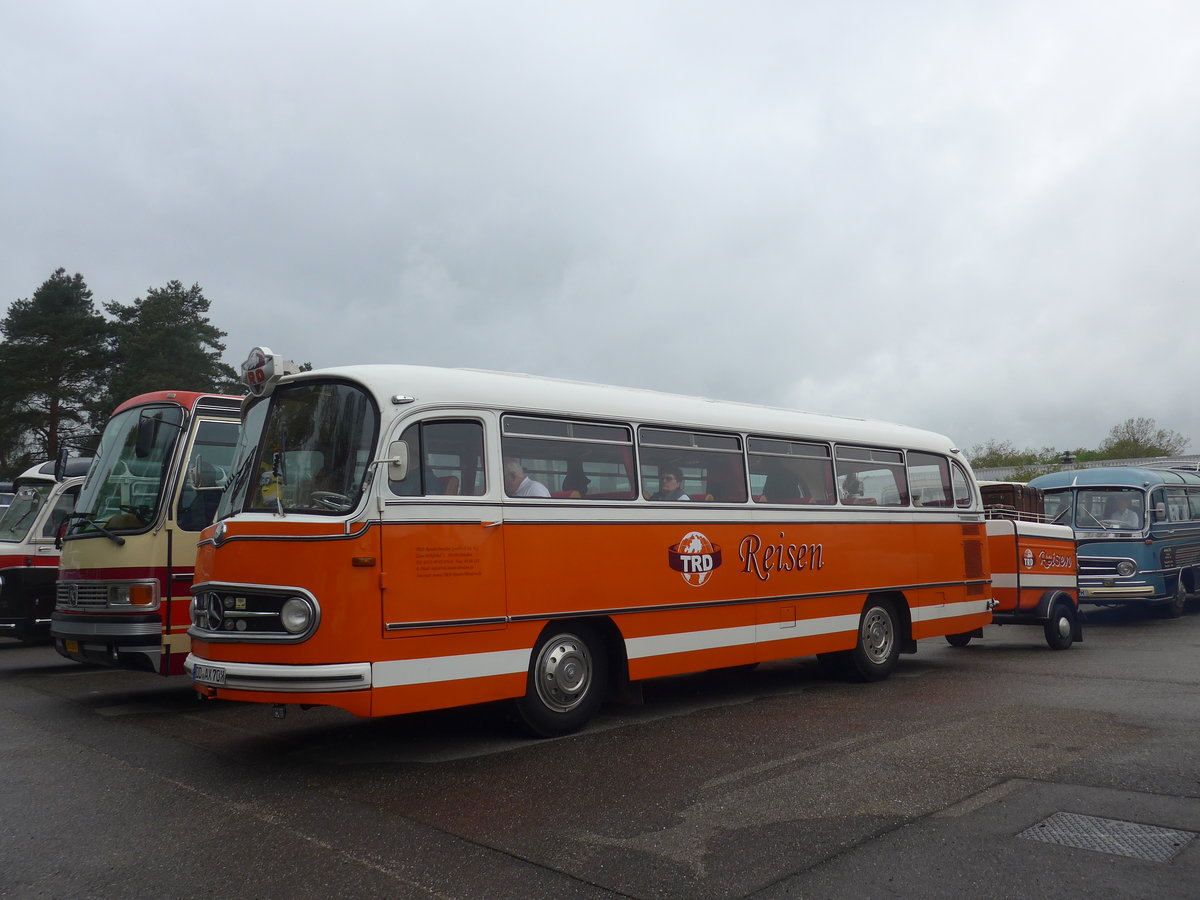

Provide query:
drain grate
left=1018, top=811, right=1196, bottom=862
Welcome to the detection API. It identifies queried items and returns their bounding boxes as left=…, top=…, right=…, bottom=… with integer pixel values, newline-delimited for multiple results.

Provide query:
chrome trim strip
left=185, top=655, right=371, bottom=692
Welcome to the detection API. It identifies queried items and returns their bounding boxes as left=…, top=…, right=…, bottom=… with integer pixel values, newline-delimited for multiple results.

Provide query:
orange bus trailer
left=187, top=348, right=994, bottom=735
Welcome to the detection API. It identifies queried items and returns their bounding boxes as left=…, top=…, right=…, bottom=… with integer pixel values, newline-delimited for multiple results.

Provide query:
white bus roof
left=284, top=364, right=962, bottom=457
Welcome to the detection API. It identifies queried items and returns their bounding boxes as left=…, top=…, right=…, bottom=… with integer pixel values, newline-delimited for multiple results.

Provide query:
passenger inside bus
left=504, top=458, right=550, bottom=497
left=561, top=471, right=590, bottom=496
left=649, top=467, right=690, bottom=502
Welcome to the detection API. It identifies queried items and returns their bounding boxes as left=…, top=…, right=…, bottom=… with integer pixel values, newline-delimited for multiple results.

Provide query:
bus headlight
left=1116, top=560, right=1137, bottom=577
left=280, top=597, right=314, bottom=634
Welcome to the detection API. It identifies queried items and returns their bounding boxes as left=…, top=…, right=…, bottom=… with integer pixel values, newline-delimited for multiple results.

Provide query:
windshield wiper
left=64, top=512, right=126, bottom=546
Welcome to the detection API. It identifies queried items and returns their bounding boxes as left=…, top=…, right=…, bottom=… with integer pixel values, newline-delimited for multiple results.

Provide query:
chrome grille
left=56, top=582, right=111, bottom=609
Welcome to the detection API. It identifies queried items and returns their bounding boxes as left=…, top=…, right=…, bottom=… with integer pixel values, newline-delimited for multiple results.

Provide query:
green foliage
left=99, top=280, right=241, bottom=415
left=0, top=269, right=110, bottom=464
left=1096, top=417, right=1189, bottom=459
left=966, top=440, right=1060, bottom=469
left=969, top=416, right=1190, bottom=482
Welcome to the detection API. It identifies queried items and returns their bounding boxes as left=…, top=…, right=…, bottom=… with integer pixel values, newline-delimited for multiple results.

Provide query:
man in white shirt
left=503, top=458, right=550, bottom=497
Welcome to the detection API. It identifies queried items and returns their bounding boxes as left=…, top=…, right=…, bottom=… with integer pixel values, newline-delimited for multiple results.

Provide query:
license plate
left=64, top=639, right=79, bottom=654
left=192, top=663, right=226, bottom=686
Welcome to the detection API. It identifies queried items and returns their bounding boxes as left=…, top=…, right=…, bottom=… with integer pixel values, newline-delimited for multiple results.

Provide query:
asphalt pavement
left=1, top=602, right=1198, bottom=899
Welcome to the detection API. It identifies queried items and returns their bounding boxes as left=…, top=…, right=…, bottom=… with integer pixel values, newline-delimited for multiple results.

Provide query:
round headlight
left=1116, top=560, right=1137, bottom=577
left=280, top=597, right=313, bottom=634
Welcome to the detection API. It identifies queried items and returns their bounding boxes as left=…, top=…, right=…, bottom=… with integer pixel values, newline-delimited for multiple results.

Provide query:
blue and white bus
left=1028, top=466, right=1200, bottom=616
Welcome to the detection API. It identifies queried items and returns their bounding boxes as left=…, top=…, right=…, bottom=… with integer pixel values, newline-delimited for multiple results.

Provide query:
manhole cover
left=1019, top=811, right=1196, bottom=862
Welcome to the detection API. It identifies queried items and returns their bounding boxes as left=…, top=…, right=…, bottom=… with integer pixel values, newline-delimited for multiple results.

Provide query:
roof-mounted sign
left=241, top=346, right=299, bottom=397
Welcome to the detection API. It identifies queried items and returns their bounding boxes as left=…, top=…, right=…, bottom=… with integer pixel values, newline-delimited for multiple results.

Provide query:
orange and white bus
left=186, top=348, right=992, bottom=735
left=52, top=390, right=241, bottom=675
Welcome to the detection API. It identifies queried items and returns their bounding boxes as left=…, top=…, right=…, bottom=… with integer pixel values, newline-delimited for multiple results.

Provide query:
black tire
left=945, top=632, right=973, bottom=648
left=1160, top=582, right=1186, bottom=619
left=514, top=625, right=608, bottom=737
left=1043, top=600, right=1075, bottom=650
left=845, top=598, right=901, bottom=682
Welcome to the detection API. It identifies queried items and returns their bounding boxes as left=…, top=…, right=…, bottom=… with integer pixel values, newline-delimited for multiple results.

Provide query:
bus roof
left=111, top=391, right=244, bottom=418
left=1029, top=466, right=1200, bottom=490
left=16, top=457, right=93, bottom=484
left=281, top=364, right=963, bottom=456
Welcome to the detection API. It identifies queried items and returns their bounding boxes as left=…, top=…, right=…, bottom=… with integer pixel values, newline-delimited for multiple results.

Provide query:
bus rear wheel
left=945, top=632, right=973, bottom=648
left=515, top=625, right=608, bottom=738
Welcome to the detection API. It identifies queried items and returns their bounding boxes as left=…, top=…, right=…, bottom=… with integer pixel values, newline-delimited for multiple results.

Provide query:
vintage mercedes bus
left=1029, top=466, right=1200, bottom=616
left=185, top=348, right=993, bottom=736
left=51, top=390, right=241, bottom=674
left=0, top=457, right=91, bottom=643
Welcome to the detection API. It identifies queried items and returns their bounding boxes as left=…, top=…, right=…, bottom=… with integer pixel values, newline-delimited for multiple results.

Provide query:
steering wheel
left=311, top=491, right=353, bottom=511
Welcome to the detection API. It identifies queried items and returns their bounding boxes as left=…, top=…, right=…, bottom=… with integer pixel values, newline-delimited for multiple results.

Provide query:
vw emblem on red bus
left=668, top=531, right=723, bottom=587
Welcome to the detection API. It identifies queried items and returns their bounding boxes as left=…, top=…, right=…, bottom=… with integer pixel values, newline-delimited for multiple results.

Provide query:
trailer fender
left=1038, top=590, right=1083, bottom=642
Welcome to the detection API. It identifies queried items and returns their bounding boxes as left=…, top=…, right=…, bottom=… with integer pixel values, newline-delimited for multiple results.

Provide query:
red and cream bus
left=51, top=390, right=241, bottom=675
left=186, top=349, right=994, bottom=735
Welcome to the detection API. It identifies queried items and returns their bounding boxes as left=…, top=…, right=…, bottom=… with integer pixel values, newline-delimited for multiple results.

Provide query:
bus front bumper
left=185, top=654, right=371, bottom=693
left=1078, top=583, right=1157, bottom=601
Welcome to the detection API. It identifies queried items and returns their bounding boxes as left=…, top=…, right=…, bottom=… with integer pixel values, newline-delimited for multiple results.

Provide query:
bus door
left=161, top=417, right=241, bottom=671
left=379, top=416, right=507, bottom=638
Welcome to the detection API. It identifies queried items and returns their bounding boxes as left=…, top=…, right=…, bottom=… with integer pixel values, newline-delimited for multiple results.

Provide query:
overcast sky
left=4, top=1, right=1198, bottom=456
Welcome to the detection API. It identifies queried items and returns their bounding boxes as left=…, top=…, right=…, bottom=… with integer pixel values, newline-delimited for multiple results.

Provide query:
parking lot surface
left=2, top=604, right=1198, bottom=898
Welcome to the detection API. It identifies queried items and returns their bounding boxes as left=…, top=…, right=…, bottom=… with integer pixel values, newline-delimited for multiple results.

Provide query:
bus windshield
left=69, top=404, right=185, bottom=536
left=220, top=381, right=378, bottom=516
left=0, top=483, right=53, bottom=542
left=1050, top=487, right=1145, bottom=531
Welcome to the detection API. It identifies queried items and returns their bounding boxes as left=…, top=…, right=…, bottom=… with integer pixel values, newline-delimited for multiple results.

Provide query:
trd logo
left=668, top=531, right=722, bottom=587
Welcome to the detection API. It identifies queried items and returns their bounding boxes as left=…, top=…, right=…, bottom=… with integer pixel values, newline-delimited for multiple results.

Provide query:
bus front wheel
left=1160, top=583, right=1187, bottom=619
left=515, top=625, right=608, bottom=737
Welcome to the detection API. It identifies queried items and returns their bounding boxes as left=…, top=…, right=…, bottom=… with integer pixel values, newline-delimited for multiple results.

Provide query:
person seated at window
left=649, top=467, right=689, bottom=501
left=561, top=472, right=590, bottom=495
left=762, top=462, right=803, bottom=502
left=1105, top=494, right=1141, bottom=528
left=503, top=458, right=550, bottom=497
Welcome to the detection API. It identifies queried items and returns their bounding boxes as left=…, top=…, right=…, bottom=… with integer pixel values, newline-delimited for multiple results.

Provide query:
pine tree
left=0, top=268, right=110, bottom=461
left=101, top=280, right=241, bottom=412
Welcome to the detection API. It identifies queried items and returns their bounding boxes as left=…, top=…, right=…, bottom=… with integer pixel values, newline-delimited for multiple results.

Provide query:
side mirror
left=386, top=441, right=409, bottom=481
left=1154, top=502, right=1167, bottom=522
left=135, top=412, right=160, bottom=459
left=53, top=447, right=69, bottom=482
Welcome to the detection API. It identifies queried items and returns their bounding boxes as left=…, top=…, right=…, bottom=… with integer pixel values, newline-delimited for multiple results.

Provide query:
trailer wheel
left=515, top=625, right=608, bottom=737
left=1043, top=600, right=1075, bottom=650
left=845, top=598, right=900, bottom=682
left=945, top=632, right=973, bottom=648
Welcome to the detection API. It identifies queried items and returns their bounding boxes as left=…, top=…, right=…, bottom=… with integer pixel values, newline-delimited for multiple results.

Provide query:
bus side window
left=748, top=437, right=834, bottom=504
left=951, top=463, right=973, bottom=508
left=906, top=452, right=952, bottom=507
left=638, top=428, right=747, bottom=503
left=501, top=416, right=636, bottom=500
left=389, top=420, right=485, bottom=497
left=1189, top=488, right=1200, bottom=521
left=41, top=486, right=81, bottom=539
left=834, top=446, right=909, bottom=507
